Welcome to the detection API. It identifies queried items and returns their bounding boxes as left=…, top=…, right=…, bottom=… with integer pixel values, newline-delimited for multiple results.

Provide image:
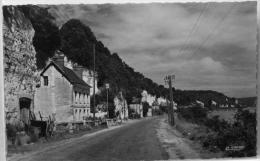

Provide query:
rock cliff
left=3, top=6, right=39, bottom=124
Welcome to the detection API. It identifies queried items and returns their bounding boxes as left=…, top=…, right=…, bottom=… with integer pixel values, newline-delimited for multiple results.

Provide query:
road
left=8, top=116, right=207, bottom=161
left=9, top=117, right=169, bottom=161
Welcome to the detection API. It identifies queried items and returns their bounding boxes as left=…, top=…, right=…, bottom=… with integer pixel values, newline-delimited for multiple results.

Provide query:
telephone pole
left=105, top=83, right=109, bottom=118
left=164, top=75, right=175, bottom=126
left=93, top=44, right=96, bottom=120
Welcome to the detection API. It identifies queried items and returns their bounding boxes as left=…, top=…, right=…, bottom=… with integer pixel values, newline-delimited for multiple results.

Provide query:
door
left=19, top=97, right=31, bottom=125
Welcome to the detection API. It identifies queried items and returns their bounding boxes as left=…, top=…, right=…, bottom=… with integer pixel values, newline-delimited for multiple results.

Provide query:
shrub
left=179, top=105, right=207, bottom=123
left=201, top=109, right=256, bottom=157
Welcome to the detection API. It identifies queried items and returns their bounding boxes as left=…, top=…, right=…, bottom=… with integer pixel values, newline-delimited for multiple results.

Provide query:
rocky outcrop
left=3, top=6, right=39, bottom=124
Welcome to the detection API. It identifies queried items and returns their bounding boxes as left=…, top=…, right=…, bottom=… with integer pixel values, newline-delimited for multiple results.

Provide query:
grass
left=174, top=114, right=223, bottom=158
left=176, top=107, right=256, bottom=157
left=207, top=109, right=237, bottom=124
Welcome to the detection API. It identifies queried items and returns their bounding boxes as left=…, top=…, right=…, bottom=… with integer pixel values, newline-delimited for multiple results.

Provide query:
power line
left=191, top=3, right=236, bottom=56
left=178, top=3, right=209, bottom=56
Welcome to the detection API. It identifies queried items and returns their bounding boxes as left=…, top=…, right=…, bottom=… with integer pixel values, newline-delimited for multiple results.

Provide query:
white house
left=34, top=51, right=92, bottom=123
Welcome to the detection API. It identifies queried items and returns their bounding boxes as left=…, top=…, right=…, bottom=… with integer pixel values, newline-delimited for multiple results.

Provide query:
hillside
left=3, top=5, right=245, bottom=107
left=237, top=97, right=257, bottom=107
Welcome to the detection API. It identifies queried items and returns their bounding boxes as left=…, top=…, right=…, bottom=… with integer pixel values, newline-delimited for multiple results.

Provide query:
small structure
left=34, top=51, right=91, bottom=124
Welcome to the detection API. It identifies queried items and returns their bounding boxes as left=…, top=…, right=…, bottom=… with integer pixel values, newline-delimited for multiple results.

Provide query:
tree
left=142, top=102, right=150, bottom=117
left=19, top=5, right=61, bottom=69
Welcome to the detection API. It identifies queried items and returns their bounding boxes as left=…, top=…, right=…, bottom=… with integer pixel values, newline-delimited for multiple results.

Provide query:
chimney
left=52, top=50, right=65, bottom=66
left=73, top=63, right=84, bottom=79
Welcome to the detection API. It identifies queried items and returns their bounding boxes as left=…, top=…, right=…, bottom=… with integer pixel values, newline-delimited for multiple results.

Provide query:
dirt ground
left=157, top=116, right=223, bottom=159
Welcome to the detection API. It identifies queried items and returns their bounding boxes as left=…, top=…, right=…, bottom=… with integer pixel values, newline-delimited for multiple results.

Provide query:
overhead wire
left=190, top=3, right=237, bottom=56
left=178, top=3, right=209, bottom=56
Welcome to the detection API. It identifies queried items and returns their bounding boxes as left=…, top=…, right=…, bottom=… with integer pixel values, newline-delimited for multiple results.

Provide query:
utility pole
left=123, top=91, right=126, bottom=120
left=164, top=75, right=175, bottom=126
left=105, top=83, right=109, bottom=118
left=93, top=44, right=96, bottom=120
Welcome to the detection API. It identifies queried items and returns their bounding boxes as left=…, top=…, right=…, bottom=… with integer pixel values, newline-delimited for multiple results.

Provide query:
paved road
left=12, top=117, right=169, bottom=161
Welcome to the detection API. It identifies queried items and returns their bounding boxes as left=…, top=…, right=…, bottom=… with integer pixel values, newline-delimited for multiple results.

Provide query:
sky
left=47, top=2, right=257, bottom=98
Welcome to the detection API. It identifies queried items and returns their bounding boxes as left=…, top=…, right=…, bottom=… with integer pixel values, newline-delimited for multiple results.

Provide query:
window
left=79, top=93, right=81, bottom=104
left=43, top=76, right=48, bottom=86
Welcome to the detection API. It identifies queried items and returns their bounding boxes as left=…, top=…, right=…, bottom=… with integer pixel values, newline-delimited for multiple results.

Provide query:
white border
left=0, top=1, right=258, bottom=161
left=2, top=0, right=257, bottom=5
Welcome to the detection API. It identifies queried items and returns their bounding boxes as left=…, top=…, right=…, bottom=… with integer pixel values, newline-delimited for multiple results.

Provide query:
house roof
left=40, top=61, right=91, bottom=90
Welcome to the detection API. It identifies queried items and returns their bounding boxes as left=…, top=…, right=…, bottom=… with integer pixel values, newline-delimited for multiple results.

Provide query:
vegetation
left=142, top=102, right=150, bottom=117
left=18, top=5, right=61, bottom=69
left=237, top=97, right=257, bottom=107
left=178, top=105, right=207, bottom=124
left=178, top=107, right=256, bottom=157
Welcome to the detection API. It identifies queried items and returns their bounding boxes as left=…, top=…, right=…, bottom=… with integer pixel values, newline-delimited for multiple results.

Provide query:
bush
left=204, top=116, right=230, bottom=132
left=178, top=105, right=207, bottom=123
left=6, top=122, right=26, bottom=144
left=201, top=109, right=256, bottom=157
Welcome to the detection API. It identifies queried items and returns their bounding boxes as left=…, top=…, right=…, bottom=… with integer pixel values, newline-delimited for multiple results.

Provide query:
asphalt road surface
left=11, top=117, right=169, bottom=161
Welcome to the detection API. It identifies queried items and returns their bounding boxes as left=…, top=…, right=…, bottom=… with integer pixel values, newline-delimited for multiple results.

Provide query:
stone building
left=3, top=6, right=39, bottom=125
left=34, top=52, right=92, bottom=123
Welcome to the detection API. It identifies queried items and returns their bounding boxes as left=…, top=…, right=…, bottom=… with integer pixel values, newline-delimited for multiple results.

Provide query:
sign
left=225, top=145, right=245, bottom=151
left=105, top=83, right=109, bottom=89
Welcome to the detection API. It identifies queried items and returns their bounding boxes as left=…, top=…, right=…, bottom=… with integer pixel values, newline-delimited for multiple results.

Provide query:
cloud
left=46, top=2, right=257, bottom=97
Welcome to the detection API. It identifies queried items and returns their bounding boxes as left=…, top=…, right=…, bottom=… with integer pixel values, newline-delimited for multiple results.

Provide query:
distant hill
left=5, top=5, right=247, bottom=107
left=237, top=97, right=257, bottom=107
left=172, top=90, right=232, bottom=106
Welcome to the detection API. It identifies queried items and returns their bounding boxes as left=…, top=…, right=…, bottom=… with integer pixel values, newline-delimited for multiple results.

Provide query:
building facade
left=34, top=52, right=91, bottom=123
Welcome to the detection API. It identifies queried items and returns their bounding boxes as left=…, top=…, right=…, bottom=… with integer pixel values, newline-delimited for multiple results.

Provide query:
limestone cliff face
left=3, top=6, right=39, bottom=124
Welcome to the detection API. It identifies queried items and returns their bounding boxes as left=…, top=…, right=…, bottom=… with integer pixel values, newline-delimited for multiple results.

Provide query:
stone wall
left=3, top=6, right=39, bottom=124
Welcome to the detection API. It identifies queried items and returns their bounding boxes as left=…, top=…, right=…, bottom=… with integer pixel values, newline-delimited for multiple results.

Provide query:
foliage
left=18, top=5, right=61, bottom=69
left=237, top=97, right=256, bottom=107
left=178, top=105, right=207, bottom=123
left=178, top=106, right=256, bottom=157
left=203, top=110, right=256, bottom=157
left=142, top=102, right=150, bottom=117
left=172, top=90, right=233, bottom=106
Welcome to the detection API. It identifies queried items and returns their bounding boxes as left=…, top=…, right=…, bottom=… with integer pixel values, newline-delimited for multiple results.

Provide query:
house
left=211, top=100, right=217, bottom=106
left=141, top=90, right=156, bottom=106
left=34, top=51, right=92, bottom=123
left=195, top=100, right=204, bottom=108
left=129, top=97, right=143, bottom=118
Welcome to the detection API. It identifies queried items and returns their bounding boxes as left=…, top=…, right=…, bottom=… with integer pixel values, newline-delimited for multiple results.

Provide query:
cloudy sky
left=47, top=2, right=257, bottom=98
